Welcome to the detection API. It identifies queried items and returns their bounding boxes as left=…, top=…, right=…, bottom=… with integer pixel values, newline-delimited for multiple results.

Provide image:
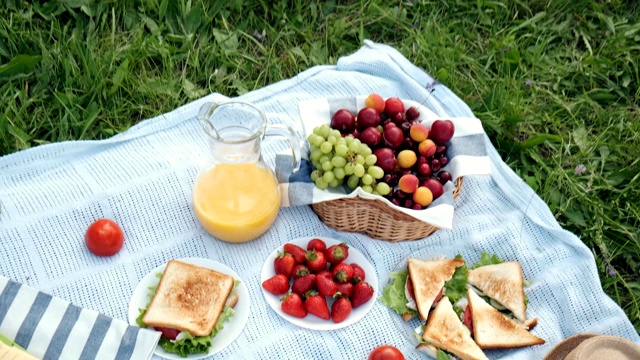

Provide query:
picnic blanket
left=1, top=40, right=638, bottom=359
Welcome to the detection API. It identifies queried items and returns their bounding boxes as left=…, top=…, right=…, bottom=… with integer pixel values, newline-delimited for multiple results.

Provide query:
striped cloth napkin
left=275, top=95, right=492, bottom=229
left=0, top=275, right=160, bottom=360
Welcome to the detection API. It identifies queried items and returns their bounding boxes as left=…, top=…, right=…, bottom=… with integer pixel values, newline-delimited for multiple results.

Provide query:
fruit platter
left=260, top=236, right=378, bottom=330
left=298, top=93, right=468, bottom=241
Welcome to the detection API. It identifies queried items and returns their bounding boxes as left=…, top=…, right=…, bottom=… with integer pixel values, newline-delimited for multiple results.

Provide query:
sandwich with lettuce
left=381, top=253, right=544, bottom=359
left=136, top=260, right=239, bottom=357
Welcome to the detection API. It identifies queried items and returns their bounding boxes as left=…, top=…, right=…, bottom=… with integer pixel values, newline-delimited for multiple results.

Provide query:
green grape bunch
left=307, top=124, right=391, bottom=195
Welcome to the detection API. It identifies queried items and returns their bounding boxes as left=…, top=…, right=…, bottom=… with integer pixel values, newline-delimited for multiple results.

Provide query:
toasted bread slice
left=467, top=289, right=544, bottom=348
left=142, top=260, right=235, bottom=336
left=406, top=257, right=465, bottom=321
left=467, top=262, right=527, bottom=322
left=422, top=296, right=488, bottom=360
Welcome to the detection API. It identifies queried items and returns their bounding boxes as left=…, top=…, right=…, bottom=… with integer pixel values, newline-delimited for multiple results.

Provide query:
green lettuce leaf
left=160, top=332, right=211, bottom=357
left=443, top=255, right=468, bottom=303
left=471, top=252, right=504, bottom=269
left=437, top=349, right=452, bottom=360
left=160, top=305, right=235, bottom=357
left=380, top=270, right=418, bottom=318
left=212, top=306, right=235, bottom=337
left=136, top=307, right=147, bottom=328
left=413, top=324, right=427, bottom=343
left=413, top=332, right=452, bottom=360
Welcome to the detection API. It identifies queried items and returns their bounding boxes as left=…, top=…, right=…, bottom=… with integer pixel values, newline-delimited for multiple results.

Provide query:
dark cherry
left=437, top=171, right=453, bottom=184
left=431, top=158, right=441, bottom=173
left=393, top=112, right=407, bottom=125
left=406, top=107, right=420, bottom=121
left=398, top=138, right=415, bottom=153
left=417, top=162, right=431, bottom=176
left=382, top=174, right=398, bottom=186
left=400, top=121, right=412, bottom=135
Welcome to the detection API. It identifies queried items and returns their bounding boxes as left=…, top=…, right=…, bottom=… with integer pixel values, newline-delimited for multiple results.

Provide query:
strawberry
left=304, top=290, right=330, bottom=320
left=262, top=274, right=290, bottom=295
left=316, top=270, right=332, bottom=279
left=316, top=274, right=338, bottom=297
left=293, top=264, right=310, bottom=279
left=325, top=243, right=349, bottom=264
left=307, top=238, right=327, bottom=253
left=332, top=263, right=354, bottom=283
left=350, top=263, right=366, bottom=284
left=331, top=296, right=352, bottom=323
left=337, top=242, right=349, bottom=256
left=336, top=282, right=353, bottom=298
left=274, top=251, right=295, bottom=278
left=281, top=293, right=307, bottom=318
left=351, top=281, right=374, bottom=308
left=292, top=274, right=317, bottom=295
left=305, top=250, right=327, bottom=272
left=283, top=243, right=307, bottom=264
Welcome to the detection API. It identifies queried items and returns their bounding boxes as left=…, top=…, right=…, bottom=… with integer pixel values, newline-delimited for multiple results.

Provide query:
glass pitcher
left=193, top=101, right=301, bottom=243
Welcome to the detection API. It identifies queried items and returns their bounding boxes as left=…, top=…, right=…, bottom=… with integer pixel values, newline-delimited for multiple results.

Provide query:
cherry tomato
left=368, top=345, right=405, bottom=360
left=154, top=326, right=180, bottom=340
left=85, top=218, right=124, bottom=256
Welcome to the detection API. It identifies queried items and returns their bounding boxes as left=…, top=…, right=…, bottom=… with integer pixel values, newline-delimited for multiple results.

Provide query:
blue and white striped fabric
left=0, top=275, right=160, bottom=360
left=275, top=96, right=492, bottom=229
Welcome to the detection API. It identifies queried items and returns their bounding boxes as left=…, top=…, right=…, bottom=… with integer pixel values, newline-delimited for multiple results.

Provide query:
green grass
left=1, top=0, right=638, bottom=332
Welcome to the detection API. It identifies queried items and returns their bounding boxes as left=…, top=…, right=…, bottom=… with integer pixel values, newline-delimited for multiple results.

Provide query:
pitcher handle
left=197, top=102, right=220, bottom=139
left=265, top=124, right=301, bottom=173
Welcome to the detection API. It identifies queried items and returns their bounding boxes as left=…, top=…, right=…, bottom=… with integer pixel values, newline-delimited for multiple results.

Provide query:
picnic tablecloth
left=1, top=40, right=638, bottom=359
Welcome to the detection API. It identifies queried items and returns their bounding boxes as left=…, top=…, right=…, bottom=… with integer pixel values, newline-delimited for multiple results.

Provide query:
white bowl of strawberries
left=260, top=236, right=378, bottom=330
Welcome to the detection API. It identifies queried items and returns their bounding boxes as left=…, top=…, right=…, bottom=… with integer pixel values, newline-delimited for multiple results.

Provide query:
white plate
left=128, top=258, right=250, bottom=360
left=260, top=236, right=378, bottom=330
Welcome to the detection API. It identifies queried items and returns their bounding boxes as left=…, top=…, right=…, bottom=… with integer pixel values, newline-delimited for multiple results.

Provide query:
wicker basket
left=312, top=177, right=463, bottom=242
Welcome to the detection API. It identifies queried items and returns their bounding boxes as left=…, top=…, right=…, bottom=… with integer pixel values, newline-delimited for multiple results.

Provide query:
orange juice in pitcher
left=194, top=101, right=300, bottom=243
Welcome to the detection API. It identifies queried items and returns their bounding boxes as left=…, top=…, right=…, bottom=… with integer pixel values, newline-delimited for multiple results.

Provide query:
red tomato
left=433, top=288, right=444, bottom=304
left=406, top=276, right=414, bottom=300
left=463, top=305, right=473, bottom=333
left=368, top=345, right=405, bottom=360
left=85, top=219, right=124, bottom=256
left=154, top=326, right=180, bottom=340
